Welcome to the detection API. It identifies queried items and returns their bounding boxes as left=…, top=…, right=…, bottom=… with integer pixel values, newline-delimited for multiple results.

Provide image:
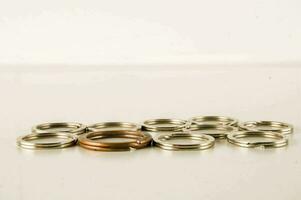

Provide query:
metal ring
left=78, top=130, right=152, bottom=151
left=142, top=119, right=187, bottom=132
left=17, top=132, right=78, bottom=149
left=184, top=124, right=238, bottom=139
left=87, top=122, right=141, bottom=132
left=32, top=122, right=87, bottom=135
left=153, top=132, right=215, bottom=150
left=239, top=121, right=293, bottom=135
left=189, top=116, right=238, bottom=127
left=227, top=131, right=288, bottom=148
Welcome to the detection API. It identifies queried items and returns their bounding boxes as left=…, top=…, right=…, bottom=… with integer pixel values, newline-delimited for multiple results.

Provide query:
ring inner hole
left=91, top=126, right=136, bottom=131
left=39, top=125, right=79, bottom=132
left=234, top=134, right=281, bottom=143
left=88, top=135, right=138, bottom=143
left=194, top=117, right=231, bottom=124
left=161, top=136, right=207, bottom=145
left=190, top=129, right=228, bottom=134
left=248, top=123, right=285, bottom=131
left=148, top=121, right=185, bottom=128
left=25, top=135, right=71, bottom=144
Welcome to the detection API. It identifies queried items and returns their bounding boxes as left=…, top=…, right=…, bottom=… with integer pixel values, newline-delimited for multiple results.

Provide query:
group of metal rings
left=17, top=116, right=294, bottom=151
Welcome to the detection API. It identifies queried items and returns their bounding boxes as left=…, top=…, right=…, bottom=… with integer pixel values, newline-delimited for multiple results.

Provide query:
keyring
left=227, top=131, right=288, bottom=148
left=17, top=132, right=78, bottom=149
left=239, top=121, right=293, bottom=135
left=87, top=122, right=141, bottom=132
left=32, top=122, right=87, bottom=135
left=142, top=119, right=187, bottom=132
left=78, top=130, right=152, bottom=151
left=153, top=132, right=215, bottom=150
left=189, top=116, right=238, bottom=127
left=184, top=124, right=238, bottom=139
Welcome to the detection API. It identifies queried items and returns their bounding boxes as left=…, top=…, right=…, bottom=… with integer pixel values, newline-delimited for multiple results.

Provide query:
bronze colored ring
left=239, top=121, right=293, bottom=135
left=32, top=122, right=87, bottom=135
left=87, top=122, right=141, bottom=132
left=227, top=131, right=288, bottom=148
left=78, top=130, right=152, bottom=151
left=142, top=119, right=187, bottom=132
left=184, top=124, right=238, bottom=139
left=189, top=116, right=238, bottom=127
left=78, top=143, right=132, bottom=151
left=17, top=132, right=78, bottom=150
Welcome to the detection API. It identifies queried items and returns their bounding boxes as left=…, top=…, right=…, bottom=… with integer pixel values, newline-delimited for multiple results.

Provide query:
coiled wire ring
left=239, top=121, right=293, bottom=135
left=17, top=132, right=78, bottom=149
left=78, top=130, right=152, bottom=151
left=184, top=124, right=238, bottom=139
left=153, top=132, right=215, bottom=150
left=142, top=119, right=187, bottom=132
left=189, top=116, right=238, bottom=127
left=32, top=122, right=87, bottom=135
left=227, top=131, right=288, bottom=148
left=87, top=122, right=140, bottom=132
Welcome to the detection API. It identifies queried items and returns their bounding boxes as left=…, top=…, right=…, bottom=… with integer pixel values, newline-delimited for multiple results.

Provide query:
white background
left=0, top=0, right=301, bottom=200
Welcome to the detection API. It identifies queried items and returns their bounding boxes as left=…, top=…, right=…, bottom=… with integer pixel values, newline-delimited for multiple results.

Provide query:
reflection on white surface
left=1, top=130, right=300, bottom=200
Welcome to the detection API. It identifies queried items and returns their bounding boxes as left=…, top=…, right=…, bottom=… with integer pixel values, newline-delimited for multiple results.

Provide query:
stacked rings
left=142, top=119, right=187, bottom=132
left=87, top=122, right=140, bottom=132
left=239, top=121, right=293, bottom=135
left=189, top=116, right=238, bottom=127
left=185, top=124, right=238, bottom=139
left=17, top=132, right=78, bottom=149
left=227, top=131, right=288, bottom=148
left=32, top=122, right=87, bottom=135
left=153, top=132, right=215, bottom=150
left=78, top=130, right=152, bottom=151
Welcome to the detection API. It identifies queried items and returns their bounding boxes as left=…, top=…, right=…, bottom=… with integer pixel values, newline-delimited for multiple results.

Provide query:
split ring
left=239, top=121, right=293, bottom=135
left=227, top=131, right=288, bottom=148
left=189, top=116, right=238, bottom=127
left=185, top=124, right=238, bottom=139
left=142, top=119, right=187, bottom=132
left=32, top=122, right=87, bottom=135
left=78, top=130, right=152, bottom=151
left=153, top=132, right=215, bottom=150
left=87, top=122, right=140, bottom=132
left=17, top=132, right=78, bottom=149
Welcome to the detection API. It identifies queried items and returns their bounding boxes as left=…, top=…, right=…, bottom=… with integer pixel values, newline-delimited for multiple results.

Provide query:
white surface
left=1, top=66, right=301, bottom=200
left=0, top=0, right=301, bottom=65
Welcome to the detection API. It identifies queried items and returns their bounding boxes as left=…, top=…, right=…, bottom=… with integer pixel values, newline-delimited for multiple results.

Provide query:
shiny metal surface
left=142, top=118, right=187, bottom=132
left=239, top=121, right=293, bottom=135
left=189, top=116, right=238, bottom=127
left=185, top=124, right=238, bottom=139
left=87, top=122, right=141, bottom=132
left=153, top=132, right=215, bottom=150
left=32, top=122, right=87, bottom=135
left=227, top=131, right=288, bottom=148
left=17, top=132, right=78, bottom=149
left=78, top=130, right=152, bottom=151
